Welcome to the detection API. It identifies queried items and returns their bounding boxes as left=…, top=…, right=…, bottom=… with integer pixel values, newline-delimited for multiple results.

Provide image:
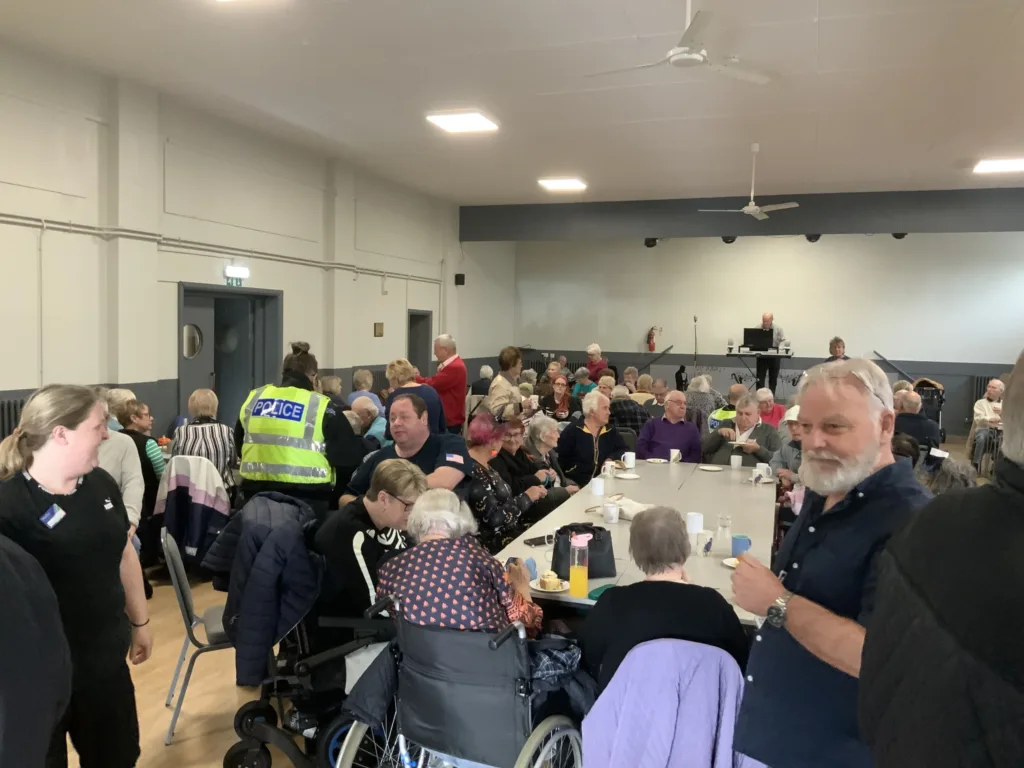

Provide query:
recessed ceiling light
left=538, top=177, right=587, bottom=192
left=425, top=111, right=499, bottom=134
left=973, top=158, right=1024, bottom=174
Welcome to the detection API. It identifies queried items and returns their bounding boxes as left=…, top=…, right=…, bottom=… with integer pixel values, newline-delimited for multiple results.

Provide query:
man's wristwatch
left=766, top=591, right=794, bottom=629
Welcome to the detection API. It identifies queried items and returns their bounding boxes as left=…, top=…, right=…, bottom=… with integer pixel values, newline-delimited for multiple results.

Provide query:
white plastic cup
left=623, top=452, right=636, bottom=469
left=730, top=455, right=743, bottom=470
left=670, top=448, right=681, bottom=463
left=602, top=503, right=620, bottom=524
left=591, top=477, right=605, bottom=496
left=686, top=512, right=704, bottom=534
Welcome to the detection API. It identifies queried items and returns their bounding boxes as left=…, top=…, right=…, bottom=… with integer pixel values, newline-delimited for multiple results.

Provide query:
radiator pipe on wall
left=0, top=211, right=442, bottom=286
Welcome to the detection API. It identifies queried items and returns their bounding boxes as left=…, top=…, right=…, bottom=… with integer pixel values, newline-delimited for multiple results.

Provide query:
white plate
left=722, top=557, right=739, bottom=569
left=646, top=458, right=667, bottom=464
left=531, top=578, right=569, bottom=593
left=698, top=465, right=724, bottom=472
left=616, top=472, right=641, bottom=480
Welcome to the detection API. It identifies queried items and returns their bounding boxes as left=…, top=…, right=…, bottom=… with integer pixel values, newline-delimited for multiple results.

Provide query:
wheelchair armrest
left=294, top=635, right=391, bottom=678
left=318, top=616, right=393, bottom=633
left=364, top=595, right=396, bottom=619
left=489, top=621, right=527, bottom=650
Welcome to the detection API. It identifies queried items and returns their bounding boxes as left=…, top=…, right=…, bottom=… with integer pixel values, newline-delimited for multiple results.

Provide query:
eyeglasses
left=392, top=496, right=417, bottom=511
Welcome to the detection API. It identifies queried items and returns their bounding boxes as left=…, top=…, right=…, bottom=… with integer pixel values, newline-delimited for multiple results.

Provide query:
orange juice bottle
left=568, top=533, right=592, bottom=598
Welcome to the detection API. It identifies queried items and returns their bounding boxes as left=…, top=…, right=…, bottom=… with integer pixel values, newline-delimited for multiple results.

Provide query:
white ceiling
left=2, top=0, right=1024, bottom=204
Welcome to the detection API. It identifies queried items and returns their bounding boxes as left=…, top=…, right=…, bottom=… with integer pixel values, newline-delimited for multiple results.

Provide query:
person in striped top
left=170, top=388, right=238, bottom=491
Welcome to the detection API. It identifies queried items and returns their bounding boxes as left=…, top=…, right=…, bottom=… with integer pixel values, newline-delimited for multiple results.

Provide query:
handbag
left=550, top=523, right=616, bottom=580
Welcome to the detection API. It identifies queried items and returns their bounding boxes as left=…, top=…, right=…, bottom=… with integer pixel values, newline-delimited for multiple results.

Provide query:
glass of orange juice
left=568, top=533, right=592, bottom=598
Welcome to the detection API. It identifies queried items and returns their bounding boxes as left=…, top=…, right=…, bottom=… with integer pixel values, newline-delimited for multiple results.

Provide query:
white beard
left=800, top=442, right=881, bottom=495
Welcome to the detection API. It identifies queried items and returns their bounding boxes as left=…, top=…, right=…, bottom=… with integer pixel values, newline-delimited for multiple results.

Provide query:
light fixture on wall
left=538, top=177, right=587, bottom=192
left=426, top=110, right=499, bottom=134
left=224, top=264, right=250, bottom=279
left=973, top=157, right=1024, bottom=174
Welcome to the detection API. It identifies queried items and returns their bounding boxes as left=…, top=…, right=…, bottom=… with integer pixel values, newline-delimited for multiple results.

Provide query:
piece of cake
left=539, top=570, right=561, bottom=590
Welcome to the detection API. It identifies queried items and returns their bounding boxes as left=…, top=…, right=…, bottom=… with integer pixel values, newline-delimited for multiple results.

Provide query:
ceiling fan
left=698, top=143, right=799, bottom=221
left=586, top=0, right=770, bottom=84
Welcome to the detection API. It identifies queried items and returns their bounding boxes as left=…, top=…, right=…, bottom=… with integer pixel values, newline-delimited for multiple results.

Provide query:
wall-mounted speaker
left=454, top=273, right=466, bottom=286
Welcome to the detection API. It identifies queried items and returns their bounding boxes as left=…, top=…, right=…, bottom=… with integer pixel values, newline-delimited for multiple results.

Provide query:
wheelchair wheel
left=513, top=715, right=582, bottom=768
left=332, top=716, right=428, bottom=768
left=234, top=700, right=279, bottom=740
left=223, top=739, right=272, bottom=768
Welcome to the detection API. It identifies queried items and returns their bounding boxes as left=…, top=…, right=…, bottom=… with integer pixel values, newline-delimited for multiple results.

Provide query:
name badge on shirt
left=40, top=504, right=67, bottom=529
left=104, top=497, right=114, bottom=511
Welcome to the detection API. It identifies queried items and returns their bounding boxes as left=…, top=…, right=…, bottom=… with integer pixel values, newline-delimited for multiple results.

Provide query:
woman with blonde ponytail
left=0, top=384, right=151, bottom=768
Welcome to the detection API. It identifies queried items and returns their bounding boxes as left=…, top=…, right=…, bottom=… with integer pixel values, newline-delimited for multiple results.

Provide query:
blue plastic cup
left=731, top=534, right=752, bottom=558
left=524, top=557, right=539, bottom=581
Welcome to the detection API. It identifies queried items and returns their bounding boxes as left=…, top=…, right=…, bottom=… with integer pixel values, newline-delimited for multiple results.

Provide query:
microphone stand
left=693, top=315, right=698, bottom=367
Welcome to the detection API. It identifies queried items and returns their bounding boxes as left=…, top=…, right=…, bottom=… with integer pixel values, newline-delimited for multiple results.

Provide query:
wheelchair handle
left=364, top=595, right=396, bottom=619
left=488, top=621, right=527, bottom=651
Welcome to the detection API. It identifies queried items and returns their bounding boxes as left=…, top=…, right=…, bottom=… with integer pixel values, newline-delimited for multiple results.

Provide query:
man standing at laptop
left=756, top=312, right=786, bottom=394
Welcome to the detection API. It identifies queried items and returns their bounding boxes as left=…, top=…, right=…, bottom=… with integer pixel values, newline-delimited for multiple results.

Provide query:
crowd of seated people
left=608, top=385, right=651, bottom=435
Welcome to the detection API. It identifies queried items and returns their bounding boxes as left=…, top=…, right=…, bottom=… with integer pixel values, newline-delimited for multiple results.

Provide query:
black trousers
left=46, top=662, right=140, bottom=768
left=447, top=424, right=464, bottom=436
left=756, top=356, right=781, bottom=393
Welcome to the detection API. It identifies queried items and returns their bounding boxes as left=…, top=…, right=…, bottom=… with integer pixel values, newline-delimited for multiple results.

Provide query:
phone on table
left=524, top=534, right=555, bottom=547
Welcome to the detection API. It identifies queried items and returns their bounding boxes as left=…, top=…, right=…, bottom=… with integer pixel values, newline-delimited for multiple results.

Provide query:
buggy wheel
left=234, top=700, right=279, bottom=740
left=223, top=740, right=273, bottom=768
left=513, top=715, right=582, bottom=768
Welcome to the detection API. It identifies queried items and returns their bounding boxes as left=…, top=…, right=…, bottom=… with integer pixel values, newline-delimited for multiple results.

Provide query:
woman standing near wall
left=0, top=384, right=152, bottom=768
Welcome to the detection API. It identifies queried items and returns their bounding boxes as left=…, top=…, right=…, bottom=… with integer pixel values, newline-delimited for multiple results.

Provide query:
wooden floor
left=70, top=577, right=261, bottom=768
left=69, top=435, right=975, bottom=767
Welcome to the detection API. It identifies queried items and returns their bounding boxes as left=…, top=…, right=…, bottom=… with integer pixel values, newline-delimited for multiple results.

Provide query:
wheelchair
left=333, top=596, right=583, bottom=768
left=224, top=615, right=395, bottom=768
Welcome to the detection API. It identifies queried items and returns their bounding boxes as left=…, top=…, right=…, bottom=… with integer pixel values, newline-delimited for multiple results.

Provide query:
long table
left=497, top=461, right=777, bottom=624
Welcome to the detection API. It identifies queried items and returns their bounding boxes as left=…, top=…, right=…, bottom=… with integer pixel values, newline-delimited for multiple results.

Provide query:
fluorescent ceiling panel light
left=425, top=111, right=499, bottom=133
left=973, top=158, right=1024, bottom=174
left=224, top=264, right=250, bottom=279
left=538, top=177, right=587, bottom=192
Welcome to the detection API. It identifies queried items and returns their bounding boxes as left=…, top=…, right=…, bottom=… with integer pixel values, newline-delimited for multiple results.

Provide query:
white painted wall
left=0, top=43, right=477, bottom=393
left=446, top=242, right=517, bottom=360
left=515, top=234, right=1024, bottom=364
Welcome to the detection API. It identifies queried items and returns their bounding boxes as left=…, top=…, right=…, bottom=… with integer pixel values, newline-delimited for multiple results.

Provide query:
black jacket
left=121, top=428, right=160, bottom=518
left=859, top=457, right=1024, bottom=768
left=202, top=492, right=322, bottom=685
left=556, top=421, right=628, bottom=487
left=0, top=534, right=71, bottom=768
left=490, top=448, right=543, bottom=496
left=894, top=411, right=942, bottom=450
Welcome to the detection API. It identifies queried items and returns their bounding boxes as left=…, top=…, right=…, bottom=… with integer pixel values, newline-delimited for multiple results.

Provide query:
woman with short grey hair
left=578, top=506, right=749, bottom=690
left=684, top=376, right=716, bottom=436
left=376, top=489, right=543, bottom=636
left=524, top=414, right=579, bottom=494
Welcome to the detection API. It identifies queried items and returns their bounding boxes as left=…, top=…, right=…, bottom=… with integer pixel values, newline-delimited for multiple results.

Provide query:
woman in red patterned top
left=376, top=489, right=543, bottom=637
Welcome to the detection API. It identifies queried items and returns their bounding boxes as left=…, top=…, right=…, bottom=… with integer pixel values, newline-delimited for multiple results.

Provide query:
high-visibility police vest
left=708, top=405, right=737, bottom=432
left=238, top=385, right=335, bottom=486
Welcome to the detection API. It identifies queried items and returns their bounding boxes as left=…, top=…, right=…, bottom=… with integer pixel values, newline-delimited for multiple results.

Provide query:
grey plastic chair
left=161, top=529, right=233, bottom=745
left=618, top=427, right=637, bottom=452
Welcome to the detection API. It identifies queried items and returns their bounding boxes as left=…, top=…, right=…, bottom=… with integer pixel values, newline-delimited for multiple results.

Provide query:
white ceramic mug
left=730, top=455, right=743, bottom=470
left=670, top=448, right=681, bottom=463
left=601, top=461, right=616, bottom=478
left=756, top=463, right=773, bottom=478
left=623, top=452, right=636, bottom=469
left=602, top=503, right=620, bottom=524
left=591, top=477, right=605, bottom=496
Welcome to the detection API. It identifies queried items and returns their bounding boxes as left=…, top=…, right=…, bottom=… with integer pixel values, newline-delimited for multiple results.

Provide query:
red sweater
left=416, top=355, right=468, bottom=427
left=586, top=357, right=609, bottom=381
left=759, top=403, right=787, bottom=429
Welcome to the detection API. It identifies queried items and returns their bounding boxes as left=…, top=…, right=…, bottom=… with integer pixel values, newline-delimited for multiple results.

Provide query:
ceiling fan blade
left=585, top=58, right=670, bottom=78
left=758, top=202, right=799, bottom=213
left=704, top=60, right=771, bottom=85
left=677, top=9, right=714, bottom=51
left=748, top=210, right=770, bottom=221
left=698, top=209, right=743, bottom=213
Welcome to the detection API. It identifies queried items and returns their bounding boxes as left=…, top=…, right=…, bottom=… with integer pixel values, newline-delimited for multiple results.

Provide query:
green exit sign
left=226, top=277, right=244, bottom=287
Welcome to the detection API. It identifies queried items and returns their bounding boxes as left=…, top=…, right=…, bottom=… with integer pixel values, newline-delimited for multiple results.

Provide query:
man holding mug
left=701, top=395, right=781, bottom=467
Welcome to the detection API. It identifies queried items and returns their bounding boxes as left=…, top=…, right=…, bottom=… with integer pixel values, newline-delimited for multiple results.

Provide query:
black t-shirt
left=345, top=433, right=471, bottom=497
left=578, top=580, right=750, bottom=691
left=0, top=469, right=130, bottom=680
left=313, top=498, right=407, bottom=620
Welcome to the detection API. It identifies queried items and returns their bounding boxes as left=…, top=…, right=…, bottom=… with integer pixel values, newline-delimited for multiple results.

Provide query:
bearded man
left=729, top=358, right=932, bottom=768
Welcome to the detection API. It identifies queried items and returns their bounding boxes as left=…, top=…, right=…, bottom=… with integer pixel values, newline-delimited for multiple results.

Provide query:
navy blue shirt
left=345, top=432, right=470, bottom=497
left=735, top=460, right=931, bottom=768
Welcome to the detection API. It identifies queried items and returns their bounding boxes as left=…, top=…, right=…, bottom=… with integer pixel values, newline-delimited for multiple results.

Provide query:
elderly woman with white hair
left=585, top=342, right=609, bottom=382
left=376, top=488, right=543, bottom=637
left=523, top=414, right=579, bottom=495
left=756, top=387, right=787, bottom=429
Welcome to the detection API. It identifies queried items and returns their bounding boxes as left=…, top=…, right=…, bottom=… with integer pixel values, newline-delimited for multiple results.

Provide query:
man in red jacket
left=416, top=334, right=468, bottom=434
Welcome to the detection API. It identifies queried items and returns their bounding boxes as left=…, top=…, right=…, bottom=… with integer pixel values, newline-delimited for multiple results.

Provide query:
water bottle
left=569, top=533, right=592, bottom=598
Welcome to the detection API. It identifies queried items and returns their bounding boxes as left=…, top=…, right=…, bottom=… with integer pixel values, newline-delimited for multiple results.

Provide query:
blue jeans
left=973, top=428, right=999, bottom=466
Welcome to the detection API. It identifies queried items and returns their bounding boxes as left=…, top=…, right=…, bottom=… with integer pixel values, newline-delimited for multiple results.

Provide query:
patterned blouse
left=465, top=459, right=532, bottom=552
left=377, top=535, right=543, bottom=636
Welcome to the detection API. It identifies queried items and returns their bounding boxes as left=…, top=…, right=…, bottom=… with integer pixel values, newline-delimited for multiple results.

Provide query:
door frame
left=177, top=282, right=283, bottom=414
left=407, top=309, right=434, bottom=374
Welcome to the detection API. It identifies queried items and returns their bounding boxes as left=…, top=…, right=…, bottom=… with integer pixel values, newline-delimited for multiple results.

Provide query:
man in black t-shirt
left=341, top=394, right=470, bottom=503
left=314, top=459, right=429, bottom=622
